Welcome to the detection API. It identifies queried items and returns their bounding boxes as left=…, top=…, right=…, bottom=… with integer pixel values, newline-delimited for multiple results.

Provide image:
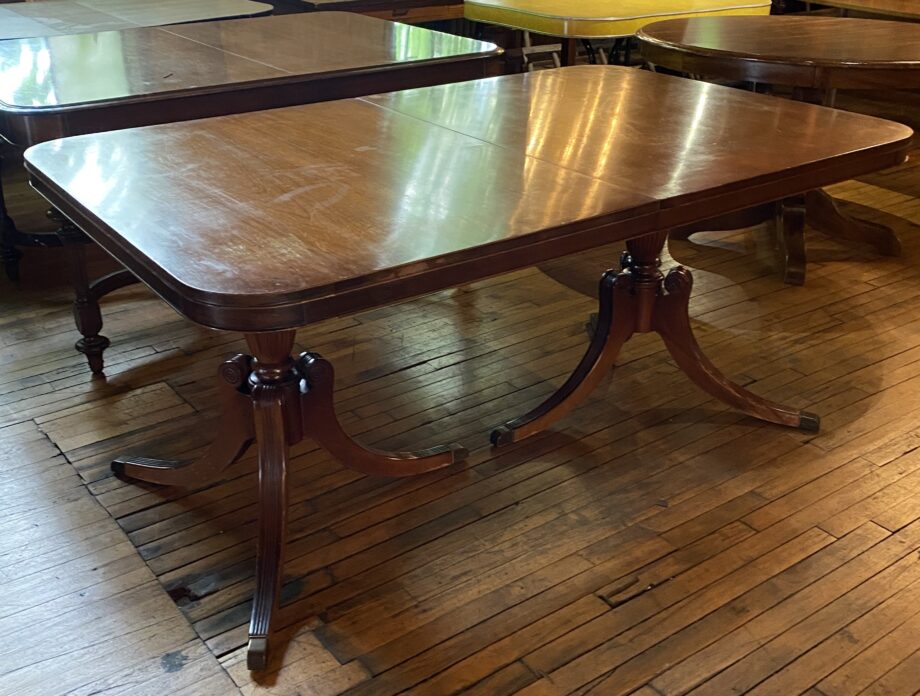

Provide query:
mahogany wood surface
left=0, top=12, right=501, bottom=147
left=638, top=15, right=920, bottom=90
left=24, top=66, right=912, bottom=332
left=0, top=0, right=272, bottom=40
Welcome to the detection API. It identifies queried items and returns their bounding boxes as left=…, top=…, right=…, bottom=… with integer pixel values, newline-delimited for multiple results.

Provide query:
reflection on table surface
left=0, top=14, right=499, bottom=111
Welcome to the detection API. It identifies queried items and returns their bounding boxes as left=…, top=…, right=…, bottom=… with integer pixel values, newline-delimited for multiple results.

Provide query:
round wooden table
left=636, top=15, right=920, bottom=283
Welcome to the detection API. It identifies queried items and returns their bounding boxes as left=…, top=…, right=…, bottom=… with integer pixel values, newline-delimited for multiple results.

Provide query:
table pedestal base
left=805, top=189, right=900, bottom=257
left=111, top=231, right=819, bottom=669
left=492, top=230, right=819, bottom=446
left=112, top=332, right=466, bottom=670
left=671, top=189, right=900, bottom=285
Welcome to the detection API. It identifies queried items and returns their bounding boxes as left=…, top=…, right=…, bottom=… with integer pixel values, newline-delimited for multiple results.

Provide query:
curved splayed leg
left=298, top=353, right=467, bottom=477
left=806, top=188, right=901, bottom=257
left=112, top=354, right=255, bottom=486
left=653, top=267, right=819, bottom=432
left=490, top=269, right=636, bottom=446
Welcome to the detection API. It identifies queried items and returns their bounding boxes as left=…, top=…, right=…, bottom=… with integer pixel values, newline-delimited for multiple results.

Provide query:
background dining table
left=637, top=14, right=920, bottom=283
left=0, top=11, right=501, bottom=372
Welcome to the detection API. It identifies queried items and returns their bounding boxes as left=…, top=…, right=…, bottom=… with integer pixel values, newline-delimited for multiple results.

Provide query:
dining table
left=23, top=65, right=912, bottom=670
left=0, top=11, right=501, bottom=372
left=637, top=15, right=920, bottom=283
left=0, top=0, right=272, bottom=40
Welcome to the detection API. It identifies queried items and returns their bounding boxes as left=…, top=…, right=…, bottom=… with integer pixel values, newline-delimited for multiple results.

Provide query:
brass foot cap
left=247, top=637, right=269, bottom=671
left=798, top=412, right=821, bottom=433
left=490, top=425, right=514, bottom=447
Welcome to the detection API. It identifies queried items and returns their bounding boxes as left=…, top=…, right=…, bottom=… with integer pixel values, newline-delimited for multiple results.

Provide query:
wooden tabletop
left=24, top=66, right=912, bottom=331
left=819, top=0, right=920, bottom=20
left=0, top=12, right=500, bottom=146
left=638, top=15, right=920, bottom=89
left=0, top=0, right=271, bottom=40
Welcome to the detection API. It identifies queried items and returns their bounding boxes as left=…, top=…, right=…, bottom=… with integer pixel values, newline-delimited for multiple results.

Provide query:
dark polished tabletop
left=24, top=67, right=912, bottom=331
left=0, top=0, right=272, bottom=40
left=639, top=15, right=920, bottom=67
left=638, top=15, right=920, bottom=89
left=0, top=12, right=500, bottom=145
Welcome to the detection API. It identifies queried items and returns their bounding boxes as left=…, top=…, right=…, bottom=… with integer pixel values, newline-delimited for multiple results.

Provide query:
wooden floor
left=2, top=101, right=920, bottom=695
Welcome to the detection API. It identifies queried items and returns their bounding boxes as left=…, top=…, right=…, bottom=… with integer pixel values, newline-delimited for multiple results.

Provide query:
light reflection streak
left=664, top=81, right=713, bottom=193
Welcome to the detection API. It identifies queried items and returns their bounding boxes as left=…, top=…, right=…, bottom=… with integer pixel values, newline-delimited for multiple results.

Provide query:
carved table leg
left=56, top=214, right=140, bottom=373
left=492, top=230, right=819, bottom=446
left=60, top=230, right=110, bottom=374
left=114, top=333, right=467, bottom=671
left=112, top=354, right=255, bottom=486
left=246, top=331, right=299, bottom=671
left=805, top=189, right=901, bottom=257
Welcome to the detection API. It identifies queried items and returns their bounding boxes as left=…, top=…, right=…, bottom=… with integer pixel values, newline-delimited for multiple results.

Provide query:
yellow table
left=466, top=0, right=772, bottom=64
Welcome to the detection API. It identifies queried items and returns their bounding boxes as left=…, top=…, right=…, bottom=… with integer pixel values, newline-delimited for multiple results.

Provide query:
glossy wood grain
left=25, top=66, right=912, bottom=332
left=0, top=0, right=271, bottom=40
left=364, top=67, right=909, bottom=218
left=638, top=16, right=920, bottom=89
left=0, top=13, right=501, bottom=146
left=0, top=29, right=286, bottom=110
left=164, top=12, right=490, bottom=77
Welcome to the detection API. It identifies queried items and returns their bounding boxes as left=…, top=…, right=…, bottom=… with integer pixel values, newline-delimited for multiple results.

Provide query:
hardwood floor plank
left=856, top=648, right=920, bottom=696
left=735, top=575, right=920, bottom=693
left=0, top=423, right=236, bottom=696
left=579, top=522, right=889, bottom=696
